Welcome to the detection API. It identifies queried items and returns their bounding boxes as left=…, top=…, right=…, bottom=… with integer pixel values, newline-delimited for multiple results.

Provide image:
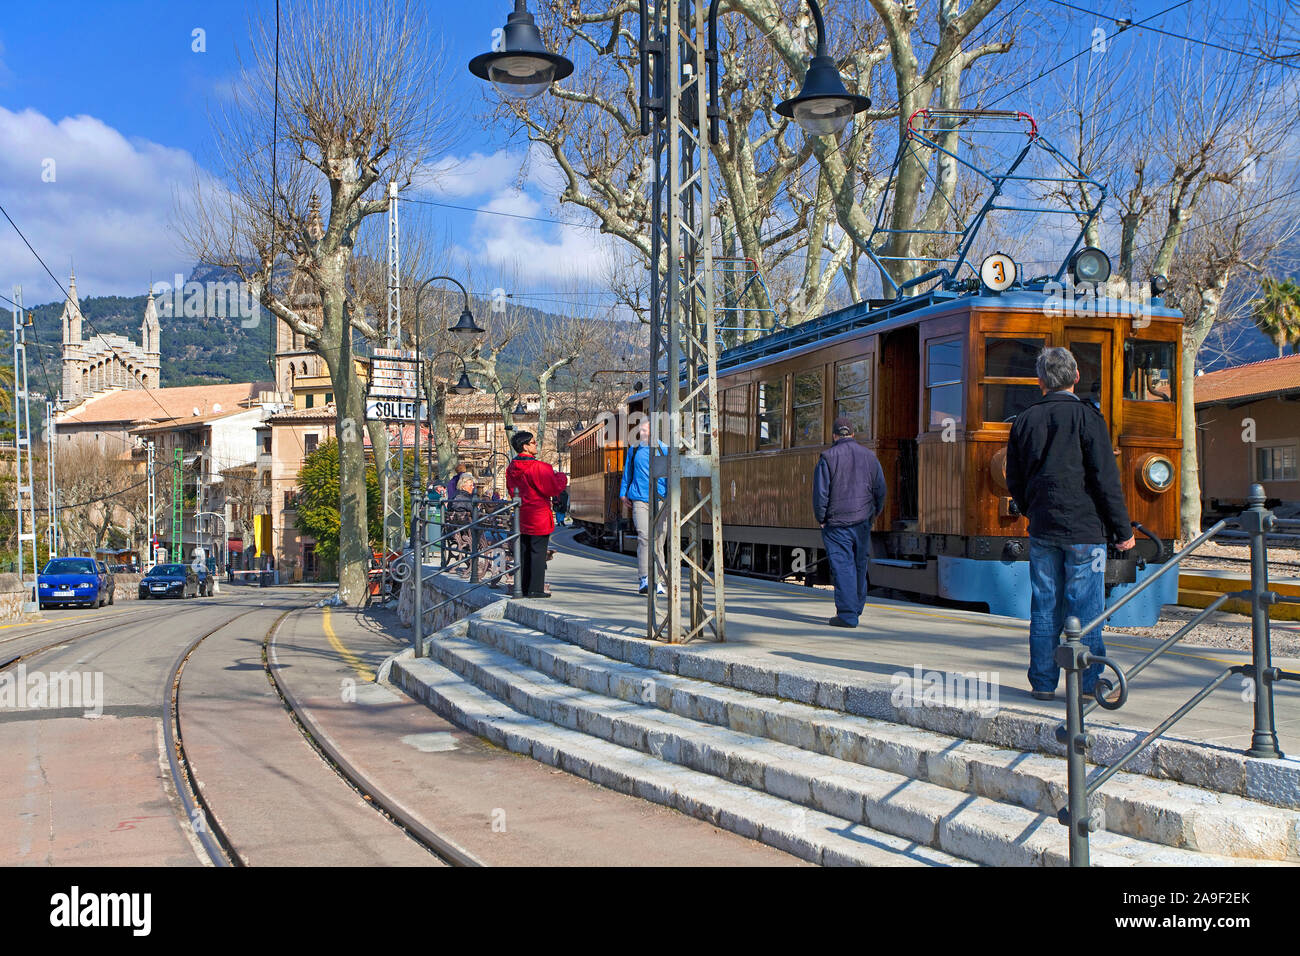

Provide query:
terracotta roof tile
left=57, top=383, right=273, bottom=428
left=1195, top=354, right=1300, bottom=406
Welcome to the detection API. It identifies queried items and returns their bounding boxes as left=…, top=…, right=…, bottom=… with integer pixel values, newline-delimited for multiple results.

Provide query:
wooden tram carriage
left=570, top=111, right=1184, bottom=627
left=571, top=288, right=1182, bottom=627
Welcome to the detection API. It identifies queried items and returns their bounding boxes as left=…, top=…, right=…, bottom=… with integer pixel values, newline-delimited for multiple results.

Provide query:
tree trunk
left=1178, top=286, right=1222, bottom=542
left=326, top=326, right=371, bottom=605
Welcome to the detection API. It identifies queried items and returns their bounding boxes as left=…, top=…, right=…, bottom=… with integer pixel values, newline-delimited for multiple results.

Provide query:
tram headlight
left=1138, top=453, right=1174, bottom=493
left=1069, top=247, right=1112, bottom=285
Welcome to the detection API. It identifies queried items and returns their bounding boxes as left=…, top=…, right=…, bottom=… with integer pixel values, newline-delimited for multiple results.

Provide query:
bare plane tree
left=500, top=0, right=1018, bottom=329
left=182, top=0, right=457, bottom=603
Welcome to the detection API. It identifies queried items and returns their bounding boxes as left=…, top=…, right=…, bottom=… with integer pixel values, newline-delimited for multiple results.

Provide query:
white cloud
left=0, top=106, right=206, bottom=306
left=414, top=148, right=523, bottom=199
left=464, top=188, right=619, bottom=286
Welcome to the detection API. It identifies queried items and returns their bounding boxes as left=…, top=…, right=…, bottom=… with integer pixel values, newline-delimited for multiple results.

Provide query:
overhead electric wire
left=1044, top=0, right=1300, bottom=70
left=0, top=200, right=195, bottom=429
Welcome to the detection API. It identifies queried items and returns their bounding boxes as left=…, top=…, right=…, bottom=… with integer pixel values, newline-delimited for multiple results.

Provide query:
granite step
left=464, top=616, right=1300, bottom=862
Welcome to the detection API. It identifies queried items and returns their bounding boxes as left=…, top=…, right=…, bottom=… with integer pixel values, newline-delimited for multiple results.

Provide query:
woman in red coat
left=505, top=431, right=568, bottom=598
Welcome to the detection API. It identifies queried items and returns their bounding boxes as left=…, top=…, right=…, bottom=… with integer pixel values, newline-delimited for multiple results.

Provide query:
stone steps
left=504, top=602, right=1300, bottom=810
left=389, top=649, right=968, bottom=867
left=394, top=610, right=1259, bottom=866
left=461, top=616, right=1299, bottom=862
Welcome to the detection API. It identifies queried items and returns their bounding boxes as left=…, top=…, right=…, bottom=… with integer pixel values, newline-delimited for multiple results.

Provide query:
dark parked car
left=192, top=564, right=215, bottom=597
left=38, top=557, right=115, bottom=609
left=139, top=564, right=199, bottom=600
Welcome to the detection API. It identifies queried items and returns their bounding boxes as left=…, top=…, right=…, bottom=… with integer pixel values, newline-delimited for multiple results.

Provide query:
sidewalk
left=270, top=602, right=803, bottom=865
left=533, top=529, right=1300, bottom=758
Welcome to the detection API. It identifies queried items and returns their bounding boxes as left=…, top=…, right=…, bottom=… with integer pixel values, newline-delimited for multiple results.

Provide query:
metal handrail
left=404, top=495, right=523, bottom=658
left=1055, top=484, right=1294, bottom=866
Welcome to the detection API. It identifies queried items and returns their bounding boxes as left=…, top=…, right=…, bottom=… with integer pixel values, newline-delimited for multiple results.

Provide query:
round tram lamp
left=1138, top=453, right=1175, bottom=494
left=1069, top=247, right=1112, bottom=285
left=771, top=0, right=870, bottom=137
left=979, top=252, right=1017, bottom=293
left=469, top=1, right=574, bottom=101
left=1150, top=274, right=1170, bottom=296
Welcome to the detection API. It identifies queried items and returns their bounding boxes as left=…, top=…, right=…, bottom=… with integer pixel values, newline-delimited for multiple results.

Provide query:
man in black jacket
left=813, top=417, right=887, bottom=628
left=1007, top=347, right=1135, bottom=701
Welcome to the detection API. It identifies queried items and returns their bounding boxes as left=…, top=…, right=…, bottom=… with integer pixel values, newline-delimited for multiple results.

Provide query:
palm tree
left=1250, top=277, right=1300, bottom=356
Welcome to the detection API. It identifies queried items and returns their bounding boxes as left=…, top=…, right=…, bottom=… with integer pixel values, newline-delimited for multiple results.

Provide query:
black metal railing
left=394, top=495, right=522, bottom=658
left=1056, top=484, right=1299, bottom=866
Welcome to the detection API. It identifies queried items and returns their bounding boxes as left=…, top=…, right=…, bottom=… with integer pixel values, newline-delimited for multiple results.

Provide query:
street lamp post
left=195, top=511, right=227, bottom=591
left=471, top=1, right=867, bottom=644
left=410, top=346, right=478, bottom=661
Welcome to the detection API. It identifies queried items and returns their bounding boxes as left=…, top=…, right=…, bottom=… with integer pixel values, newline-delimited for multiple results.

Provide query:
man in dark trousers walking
left=813, top=416, right=887, bottom=628
left=1007, top=347, right=1135, bottom=702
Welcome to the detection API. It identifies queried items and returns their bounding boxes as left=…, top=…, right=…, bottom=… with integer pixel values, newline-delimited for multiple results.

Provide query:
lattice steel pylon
left=645, top=1, right=725, bottom=644
left=172, top=446, right=183, bottom=560
left=146, top=440, right=157, bottom=569
left=382, top=181, right=406, bottom=560
left=10, top=289, right=39, bottom=597
left=45, top=401, right=58, bottom=559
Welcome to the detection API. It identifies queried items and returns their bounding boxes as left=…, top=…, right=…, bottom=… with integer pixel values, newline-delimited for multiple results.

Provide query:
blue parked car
left=38, top=557, right=115, bottom=609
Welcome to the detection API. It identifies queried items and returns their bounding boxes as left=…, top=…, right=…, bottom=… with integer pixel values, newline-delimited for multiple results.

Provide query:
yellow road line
left=322, top=606, right=376, bottom=682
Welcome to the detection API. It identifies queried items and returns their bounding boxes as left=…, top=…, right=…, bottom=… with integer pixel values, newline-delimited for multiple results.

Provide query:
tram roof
left=628, top=285, right=1183, bottom=402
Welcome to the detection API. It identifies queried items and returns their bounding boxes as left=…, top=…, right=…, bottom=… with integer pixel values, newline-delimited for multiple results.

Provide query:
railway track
left=0, top=601, right=213, bottom=670
left=161, top=603, right=477, bottom=867
left=5, top=597, right=472, bottom=867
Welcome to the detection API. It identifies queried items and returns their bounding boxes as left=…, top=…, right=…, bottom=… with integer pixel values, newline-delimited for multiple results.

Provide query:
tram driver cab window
left=1124, top=340, right=1175, bottom=402
left=982, top=336, right=1043, bottom=424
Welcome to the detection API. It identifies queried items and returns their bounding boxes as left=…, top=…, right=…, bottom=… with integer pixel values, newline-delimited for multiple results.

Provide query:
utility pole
left=645, top=2, right=725, bottom=644
left=11, top=289, right=39, bottom=604
left=146, top=440, right=157, bottom=569
left=45, top=400, right=58, bottom=559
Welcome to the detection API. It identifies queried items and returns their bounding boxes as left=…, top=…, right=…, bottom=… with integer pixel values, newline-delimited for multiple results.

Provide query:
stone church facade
left=60, top=269, right=162, bottom=401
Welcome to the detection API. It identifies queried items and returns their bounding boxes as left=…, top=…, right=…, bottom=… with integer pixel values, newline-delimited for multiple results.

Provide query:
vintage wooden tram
left=570, top=276, right=1182, bottom=626
left=570, top=112, right=1184, bottom=626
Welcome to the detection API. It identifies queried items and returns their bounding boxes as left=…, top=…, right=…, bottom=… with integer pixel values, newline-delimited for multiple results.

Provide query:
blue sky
left=0, top=0, right=1259, bottom=310
left=0, top=1, right=555, bottom=306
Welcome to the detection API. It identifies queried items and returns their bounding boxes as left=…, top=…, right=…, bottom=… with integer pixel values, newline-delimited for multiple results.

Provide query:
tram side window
left=792, top=371, right=824, bottom=446
left=927, top=338, right=964, bottom=429
left=983, top=336, right=1043, bottom=424
left=1124, top=340, right=1175, bottom=402
left=722, top=385, right=749, bottom=456
left=756, top=378, right=785, bottom=448
left=835, top=358, right=871, bottom=439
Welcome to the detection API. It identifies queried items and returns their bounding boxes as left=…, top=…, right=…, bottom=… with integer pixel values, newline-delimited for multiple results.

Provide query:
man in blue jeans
left=1007, top=347, right=1135, bottom=701
left=813, top=417, right=887, bottom=628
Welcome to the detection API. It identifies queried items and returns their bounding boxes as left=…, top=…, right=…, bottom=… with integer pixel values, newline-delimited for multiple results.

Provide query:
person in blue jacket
left=619, top=418, right=668, bottom=595
left=813, top=416, right=887, bottom=628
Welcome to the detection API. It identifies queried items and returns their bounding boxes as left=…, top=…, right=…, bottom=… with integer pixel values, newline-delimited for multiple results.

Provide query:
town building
left=59, top=270, right=161, bottom=401
left=1195, top=353, right=1300, bottom=513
